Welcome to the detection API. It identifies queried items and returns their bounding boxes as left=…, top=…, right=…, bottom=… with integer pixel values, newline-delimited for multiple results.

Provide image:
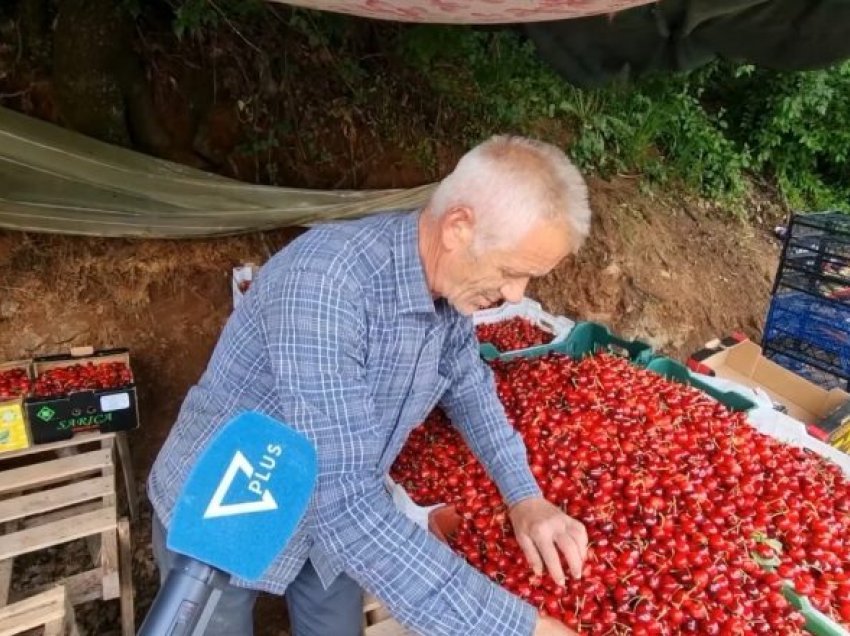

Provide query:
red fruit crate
left=0, top=360, right=33, bottom=454
left=25, top=347, right=139, bottom=445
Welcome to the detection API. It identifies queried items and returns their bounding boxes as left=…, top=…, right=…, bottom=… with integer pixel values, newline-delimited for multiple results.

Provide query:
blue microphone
left=138, top=412, right=318, bottom=635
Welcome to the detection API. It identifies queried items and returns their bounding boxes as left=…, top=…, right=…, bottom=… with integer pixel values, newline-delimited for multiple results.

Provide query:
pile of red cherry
left=392, top=345, right=850, bottom=633
left=31, top=362, right=134, bottom=398
left=475, top=317, right=554, bottom=352
left=0, top=368, right=31, bottom=401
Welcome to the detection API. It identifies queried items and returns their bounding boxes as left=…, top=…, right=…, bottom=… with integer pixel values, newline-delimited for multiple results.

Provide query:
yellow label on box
left=831, top=420, right=850, bottom=452
left=0, top=402, right=30, bottom=453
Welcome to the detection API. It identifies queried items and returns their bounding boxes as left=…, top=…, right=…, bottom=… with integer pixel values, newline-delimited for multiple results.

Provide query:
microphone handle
left=138, top=555, right=229, bottom=636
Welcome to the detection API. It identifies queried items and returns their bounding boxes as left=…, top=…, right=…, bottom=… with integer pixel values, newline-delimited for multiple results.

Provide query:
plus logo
left=203, top=444, right=283, bottom=519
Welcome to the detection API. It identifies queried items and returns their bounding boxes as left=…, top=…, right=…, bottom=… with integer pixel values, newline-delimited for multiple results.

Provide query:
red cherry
left=390, top=352, right=850, bottom=632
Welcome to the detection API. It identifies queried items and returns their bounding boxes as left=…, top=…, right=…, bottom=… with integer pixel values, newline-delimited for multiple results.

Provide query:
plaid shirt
left=148, top=211, right=541, bottom=635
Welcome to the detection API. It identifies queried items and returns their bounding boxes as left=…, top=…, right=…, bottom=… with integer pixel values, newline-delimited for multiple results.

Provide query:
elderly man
left=148, top=135, right=592, bottom=636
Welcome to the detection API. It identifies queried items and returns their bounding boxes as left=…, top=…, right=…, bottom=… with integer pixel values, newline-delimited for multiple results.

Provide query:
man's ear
left=440, top=205, right=475, bottom=252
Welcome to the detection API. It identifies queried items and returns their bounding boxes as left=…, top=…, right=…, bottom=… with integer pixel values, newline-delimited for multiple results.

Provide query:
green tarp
left=0, top=107, right=433, bottom=238
left=526, top=0, right=850, bottom=87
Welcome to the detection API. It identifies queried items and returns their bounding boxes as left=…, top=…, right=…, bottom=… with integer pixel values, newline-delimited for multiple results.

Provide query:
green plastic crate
left=645, top=356, right=758, bottom=413
left=480, top=321, right=654, bottom=364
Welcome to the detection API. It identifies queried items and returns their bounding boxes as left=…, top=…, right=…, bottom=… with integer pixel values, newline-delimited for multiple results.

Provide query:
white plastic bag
left=384, top=475, right=443, bottom=530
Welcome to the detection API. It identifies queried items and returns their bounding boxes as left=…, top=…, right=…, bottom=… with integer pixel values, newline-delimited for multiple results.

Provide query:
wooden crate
left=0, top=359, right=33, bottom=456
left=0, top=433, right=134, bottom=635
left=0, top=585, right=79, bottom=636
left=0, top=431, right=139, bottom=521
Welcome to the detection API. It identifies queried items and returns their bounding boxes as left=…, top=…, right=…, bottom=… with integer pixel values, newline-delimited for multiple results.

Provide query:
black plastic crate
left=762, top=289, right=850, bottom=389
left=774, top=212, right=850, bottom=303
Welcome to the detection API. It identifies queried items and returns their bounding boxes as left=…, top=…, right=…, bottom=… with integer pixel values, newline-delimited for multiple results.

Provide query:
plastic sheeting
left=268, top=0, right=656, bottom=24
left=525, top=0, right=850, bottom=87
left=0, top=107, right=434, bottom=238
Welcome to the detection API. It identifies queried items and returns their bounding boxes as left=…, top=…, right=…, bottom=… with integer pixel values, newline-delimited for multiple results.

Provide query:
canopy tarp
left=526, top=0, right=850, bottom=86
left=0, top=107, right=434, bottom=238
left=268, top=0, right=657, bottom=24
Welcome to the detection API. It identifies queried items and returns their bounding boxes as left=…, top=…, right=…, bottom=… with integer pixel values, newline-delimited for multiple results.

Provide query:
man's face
left=440, top=215, right=573, bottom=316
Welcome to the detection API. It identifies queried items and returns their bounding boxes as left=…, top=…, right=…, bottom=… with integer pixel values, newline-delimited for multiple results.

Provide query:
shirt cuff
left=479, top=584, right=538, bottom=636
left=496, top=466, right=543, bottom=508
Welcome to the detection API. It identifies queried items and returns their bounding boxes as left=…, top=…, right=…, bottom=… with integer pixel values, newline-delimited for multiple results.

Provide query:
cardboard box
left=0, top=360, right=33, bottom=454
left=25, top=347, right=139, bottom=444
left=699, top=339, right=849, bottom=424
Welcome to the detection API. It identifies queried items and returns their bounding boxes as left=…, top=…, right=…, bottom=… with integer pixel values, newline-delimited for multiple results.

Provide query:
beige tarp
left=0, top=1, right=660, bottom=238
left=0, top=107, right=434, bottom=238
left=271, top=0, right=656, bottom=24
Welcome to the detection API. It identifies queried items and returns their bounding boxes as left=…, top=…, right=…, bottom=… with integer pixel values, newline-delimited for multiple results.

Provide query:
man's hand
left=533, top=615, right=578, bottom=636
left=510, top=497, right=588, bottom=585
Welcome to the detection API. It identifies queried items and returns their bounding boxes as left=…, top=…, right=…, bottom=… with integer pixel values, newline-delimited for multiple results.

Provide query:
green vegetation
left=400, top=26, right=849, bottom=210
left=153, top=3, right=850, bottom=210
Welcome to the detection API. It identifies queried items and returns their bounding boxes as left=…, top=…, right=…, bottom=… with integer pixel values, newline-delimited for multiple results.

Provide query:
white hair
left=427, top=135, right=591, bottom=252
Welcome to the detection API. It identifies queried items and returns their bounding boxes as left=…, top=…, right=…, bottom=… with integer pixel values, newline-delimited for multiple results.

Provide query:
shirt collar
left=393, top=212, right=437, bottom=315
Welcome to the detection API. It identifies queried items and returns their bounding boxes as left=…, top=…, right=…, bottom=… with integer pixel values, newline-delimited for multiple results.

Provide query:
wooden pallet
left=0, top=585, right=79, bottom=636
left=0, top=431, right=139, bottom=522
left=0, top=434, right=135, bottom=635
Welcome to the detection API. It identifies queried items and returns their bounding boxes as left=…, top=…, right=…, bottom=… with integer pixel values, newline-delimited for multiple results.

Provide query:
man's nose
left=501, top=278, right=528, bottom=303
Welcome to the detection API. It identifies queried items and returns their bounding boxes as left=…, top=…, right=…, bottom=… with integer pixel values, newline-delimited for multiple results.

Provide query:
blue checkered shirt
left=148, top=211, right=541, bottom=635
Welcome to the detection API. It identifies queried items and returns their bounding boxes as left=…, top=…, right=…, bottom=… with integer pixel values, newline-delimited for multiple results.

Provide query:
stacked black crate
left=763, top=212, right=850, bottom=390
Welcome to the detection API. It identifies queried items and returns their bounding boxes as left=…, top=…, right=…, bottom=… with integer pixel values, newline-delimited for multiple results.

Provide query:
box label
left=26, top=384, right=139, bottom=444
left=58, top=412, right=114, bottom=432
left=36, top=405, right=56, bottom=422
left=830, top=419, right=850, bottom=452
left=101, top=392, right=130, bottom=412
left=0, top=403, right=29, bottom=452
